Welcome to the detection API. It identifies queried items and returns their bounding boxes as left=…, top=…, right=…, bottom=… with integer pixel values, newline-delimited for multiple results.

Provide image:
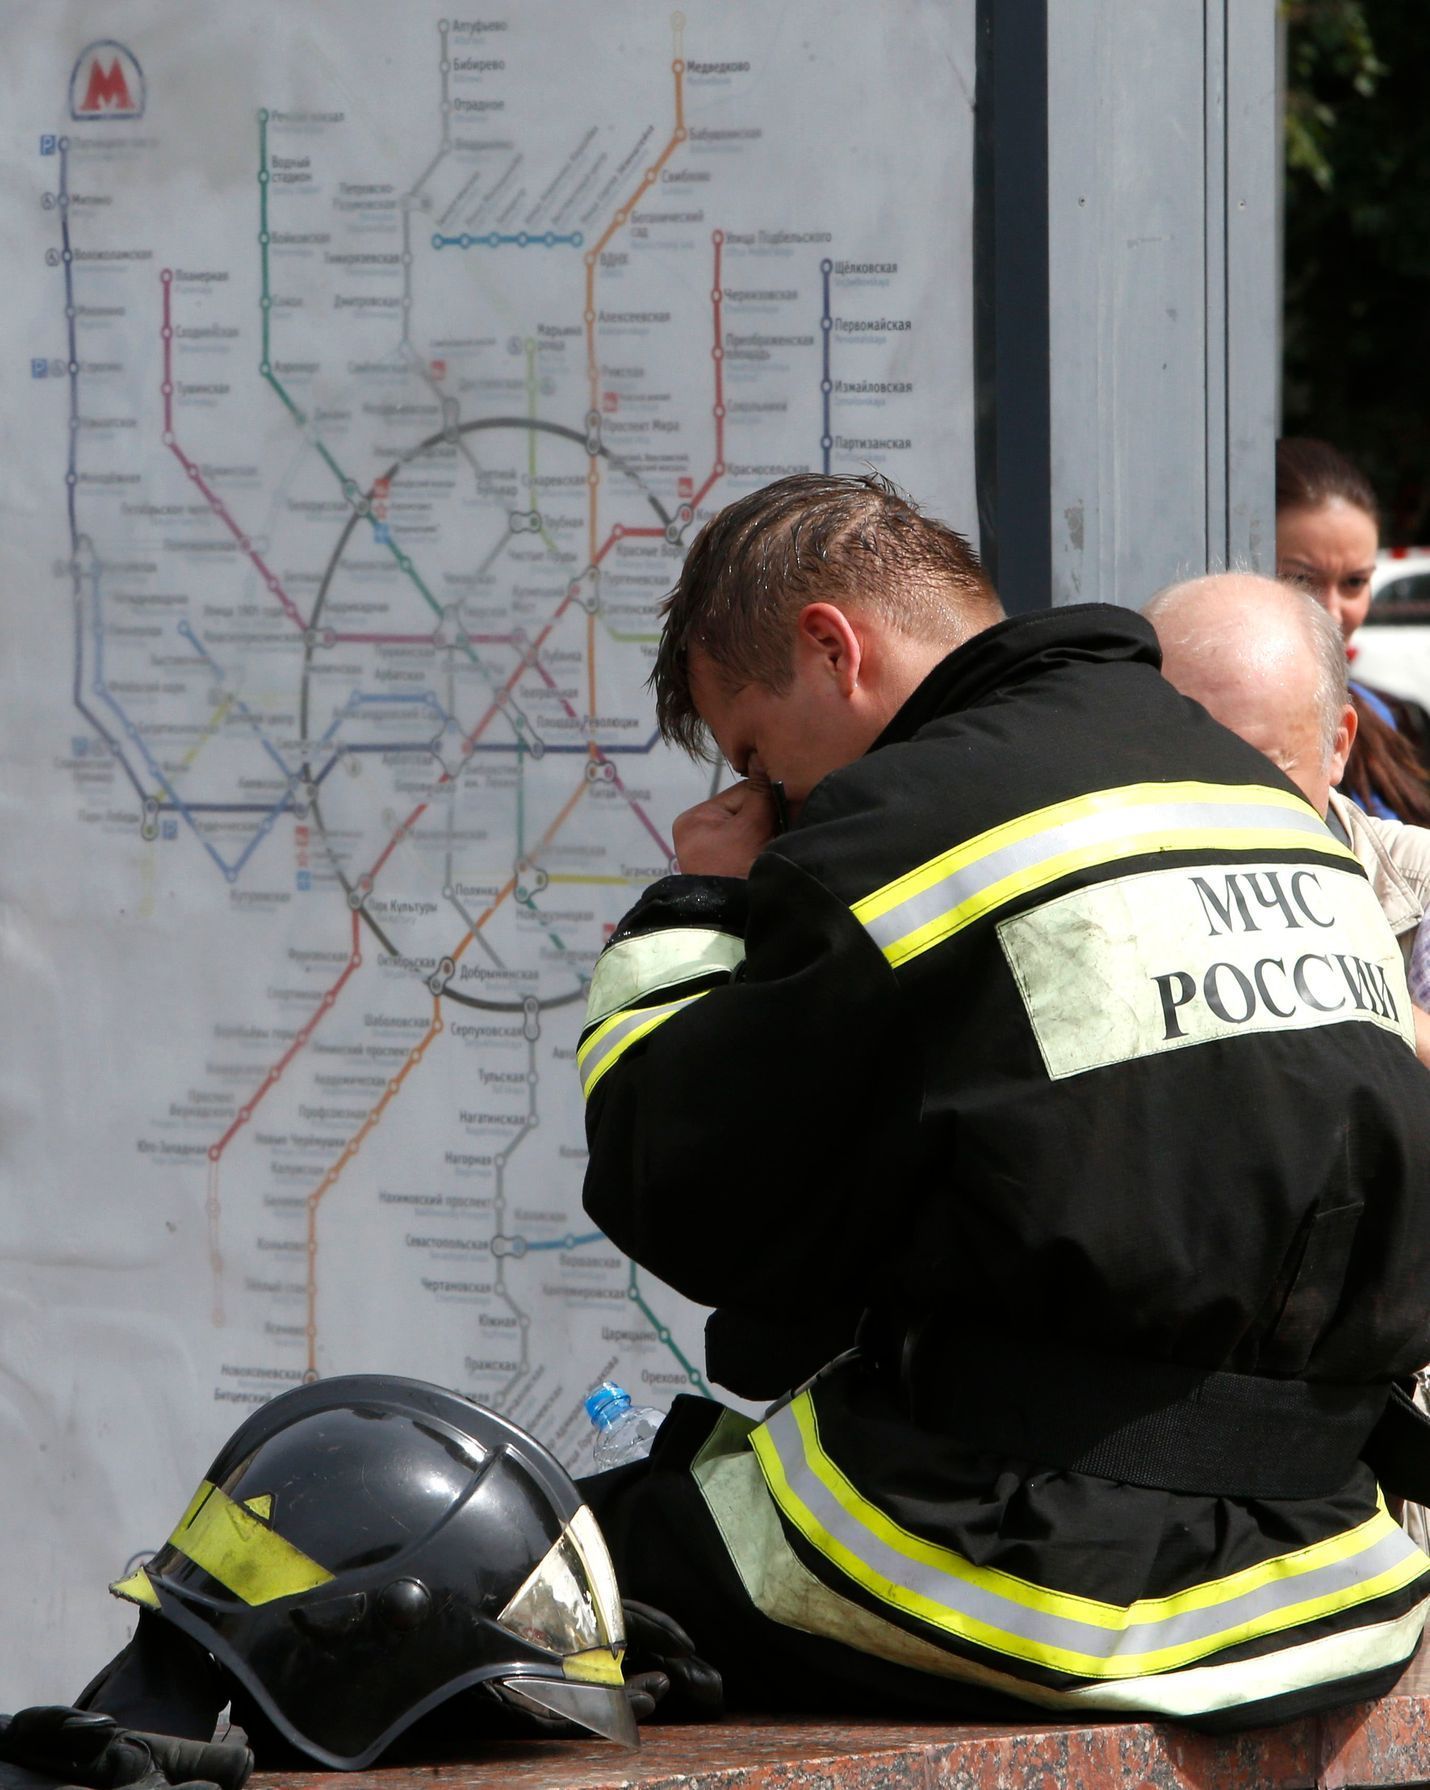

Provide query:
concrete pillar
left=974, top=0, right=1279, bottom=611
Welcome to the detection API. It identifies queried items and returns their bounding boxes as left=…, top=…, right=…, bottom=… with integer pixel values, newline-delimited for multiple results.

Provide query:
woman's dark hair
left=1339, top=692, right=1430, bottom=826
left=1275, top=438, right=1430, bottom=824
left=1275, top=436, right=1380, bottom=529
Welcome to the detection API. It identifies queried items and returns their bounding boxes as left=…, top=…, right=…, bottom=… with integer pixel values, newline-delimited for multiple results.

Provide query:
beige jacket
left=1330, top=792, right=1430, bottom=1549
left=1328, top=791, right=1430, bottom=960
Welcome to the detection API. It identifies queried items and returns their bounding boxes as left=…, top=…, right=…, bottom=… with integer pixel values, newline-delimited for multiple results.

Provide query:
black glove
left=621, top=1601, right=724, bottom=1723
left=0, top=1709, right=250, bottom=1790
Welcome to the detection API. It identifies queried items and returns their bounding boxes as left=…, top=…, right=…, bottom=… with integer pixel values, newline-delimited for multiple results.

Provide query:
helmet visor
left=497, top=1505, right=625, bottom=1682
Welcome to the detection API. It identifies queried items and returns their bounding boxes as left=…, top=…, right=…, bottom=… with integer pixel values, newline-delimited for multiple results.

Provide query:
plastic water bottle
left=585, top=1381, right=663, bottom=1469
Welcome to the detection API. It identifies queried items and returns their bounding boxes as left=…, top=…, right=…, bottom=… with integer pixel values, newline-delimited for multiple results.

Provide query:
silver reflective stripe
left=577, top=992, right=707, bottom=1101
left=692, top=1411, right=1430, bottom=1714
left=585, top=927, right=745, bottom=1030
left=854, top=786, right=1349, bottom=968
left=755, top=1398, right=1427, bottom=1676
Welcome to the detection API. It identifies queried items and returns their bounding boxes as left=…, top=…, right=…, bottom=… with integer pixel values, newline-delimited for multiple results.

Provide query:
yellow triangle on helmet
left=110, top=1567, right=160, bottom=1609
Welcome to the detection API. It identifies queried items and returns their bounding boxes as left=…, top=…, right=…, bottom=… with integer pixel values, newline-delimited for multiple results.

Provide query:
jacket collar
left=1326, top=790, right=1425, bottom=937
left=871, top=604, right=1163, bottom=752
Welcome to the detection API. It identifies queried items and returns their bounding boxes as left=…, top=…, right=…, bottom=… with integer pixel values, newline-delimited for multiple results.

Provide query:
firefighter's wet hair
left=652, top=471, right=1000, bottom=758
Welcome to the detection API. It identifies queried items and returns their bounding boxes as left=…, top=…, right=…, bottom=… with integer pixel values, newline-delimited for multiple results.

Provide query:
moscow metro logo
left=70, top=41, right=145, bottom=120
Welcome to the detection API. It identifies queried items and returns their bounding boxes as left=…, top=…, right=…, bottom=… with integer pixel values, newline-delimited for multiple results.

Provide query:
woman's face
left=1276, top=499, right=1379, bottom=644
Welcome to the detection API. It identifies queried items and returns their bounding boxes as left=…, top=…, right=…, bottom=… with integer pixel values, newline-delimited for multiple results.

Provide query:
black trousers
left=578, top=1395, right=1415, bottom=1732
left=577, top=1395, right=1043, bottom=1721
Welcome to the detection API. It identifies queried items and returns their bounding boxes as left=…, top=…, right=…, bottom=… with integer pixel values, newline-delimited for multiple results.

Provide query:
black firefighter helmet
left=108, top=1374, right=635, bottom=1766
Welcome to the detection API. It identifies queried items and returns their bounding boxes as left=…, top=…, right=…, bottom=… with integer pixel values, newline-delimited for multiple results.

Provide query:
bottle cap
left=584, top=1381, right=631, bottom=1430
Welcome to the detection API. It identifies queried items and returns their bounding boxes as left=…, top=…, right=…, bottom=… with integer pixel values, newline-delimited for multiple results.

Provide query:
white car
left=1340, top=549, right=1430, bottom=710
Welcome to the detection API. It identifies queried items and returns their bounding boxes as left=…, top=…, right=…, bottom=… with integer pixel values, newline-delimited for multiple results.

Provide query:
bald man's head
left=1142, top=572, right=1354, bottom=813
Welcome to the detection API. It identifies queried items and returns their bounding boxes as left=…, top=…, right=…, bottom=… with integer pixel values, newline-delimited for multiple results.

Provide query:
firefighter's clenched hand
left=673, top=779, right=776, bottom=877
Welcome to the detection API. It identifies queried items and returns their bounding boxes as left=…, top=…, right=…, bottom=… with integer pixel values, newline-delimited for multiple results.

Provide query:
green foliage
left=1282, top=1, right=1430, bottom=539
left=1283, top=1, right=1383, bottom=188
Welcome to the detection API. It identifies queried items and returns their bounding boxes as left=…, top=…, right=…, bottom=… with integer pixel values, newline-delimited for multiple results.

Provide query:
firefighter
left=577, top=472, right=1430, bottom=1728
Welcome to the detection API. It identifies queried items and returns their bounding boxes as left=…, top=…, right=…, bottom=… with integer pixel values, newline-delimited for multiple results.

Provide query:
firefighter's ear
left=794, top=603, right=863, bottom=698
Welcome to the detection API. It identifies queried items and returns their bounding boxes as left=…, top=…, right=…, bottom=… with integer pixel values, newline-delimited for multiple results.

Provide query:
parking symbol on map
left=39, top=135, right=56, bottom=155
left=31, top=360, right=49, bottom=379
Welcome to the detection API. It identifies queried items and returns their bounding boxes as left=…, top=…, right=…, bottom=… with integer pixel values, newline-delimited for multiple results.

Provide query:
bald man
left=1144, top=572, right=1430, bottom=1063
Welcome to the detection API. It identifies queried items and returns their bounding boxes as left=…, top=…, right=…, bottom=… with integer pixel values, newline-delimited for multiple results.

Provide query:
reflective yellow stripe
left=751, top=1393, right=1430, bottom=1679
left=585, top=927, right=745, bottom=1030
left=692, top=1412, right=1430, bottom=1717
left=577, top=992, right=708, bottom=1100
left=852, top=782, right=1356, bottom=968
left=167, top=1479, right=334, bottom=1606
left=563, top=1646, right=625, bottom=1686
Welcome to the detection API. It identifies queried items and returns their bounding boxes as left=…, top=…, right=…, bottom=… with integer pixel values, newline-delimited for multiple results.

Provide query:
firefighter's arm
left=579, top=849, right=921, bottom=1334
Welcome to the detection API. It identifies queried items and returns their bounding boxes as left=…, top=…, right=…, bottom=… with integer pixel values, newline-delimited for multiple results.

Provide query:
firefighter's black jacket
left=577, top=606, right=1430, bottom=1720
left=583, top=605, right=1430, bottom=1396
